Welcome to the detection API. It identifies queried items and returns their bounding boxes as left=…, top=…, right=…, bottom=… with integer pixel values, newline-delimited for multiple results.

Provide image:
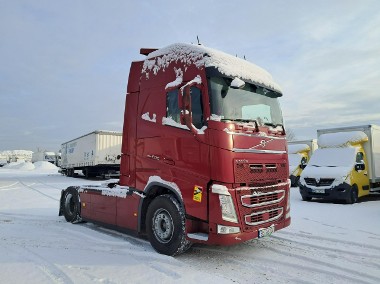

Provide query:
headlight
left=212, top=184, right=238, bottom=223
left=219, top=193, right=238, bottom=223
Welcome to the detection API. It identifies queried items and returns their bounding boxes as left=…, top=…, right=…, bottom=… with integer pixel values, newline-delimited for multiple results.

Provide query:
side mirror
left=181, top=84, right=196, bottom=134
left=299, top=163, right=307, bottom=170
left=180, top=77, right=202, bottom=136
left=355, top=163, right=365, bottom=171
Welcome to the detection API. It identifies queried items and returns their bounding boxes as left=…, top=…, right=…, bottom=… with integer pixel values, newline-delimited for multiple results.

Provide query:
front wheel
left=146, top=194, right=191, bottom=256
left=301, top=195, right=312, bottom=201
left=346, top=185, right=358, bottom=204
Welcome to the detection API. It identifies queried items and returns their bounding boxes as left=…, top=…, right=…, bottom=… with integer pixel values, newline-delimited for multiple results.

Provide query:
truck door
left=136, top=83, right=210, bottom=221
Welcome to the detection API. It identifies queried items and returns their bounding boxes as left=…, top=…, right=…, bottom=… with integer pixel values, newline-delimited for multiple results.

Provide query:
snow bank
left=3, top=161, right=35, bottom=170
left=34, top=161, right=58, bottom=170
left=288, top=144, right=310, bottom=154
left=1, top=161, right=59, bottom=172
left=318, top=131, right=368, bottom=148
left=142, top=43, right=282, bottom=93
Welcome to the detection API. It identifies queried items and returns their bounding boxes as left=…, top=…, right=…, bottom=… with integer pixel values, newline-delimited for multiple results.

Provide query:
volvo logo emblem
left=250, top=138, right=274, bottom=149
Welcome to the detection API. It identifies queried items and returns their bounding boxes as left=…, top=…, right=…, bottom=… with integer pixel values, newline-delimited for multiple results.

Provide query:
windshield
left=309, top=148, right=356, bottom=167
left=208, top=76, right=283, bottom=126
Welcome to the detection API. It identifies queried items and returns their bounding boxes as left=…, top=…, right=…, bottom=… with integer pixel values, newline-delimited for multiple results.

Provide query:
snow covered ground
left=0, top=164, right=379, bottom=284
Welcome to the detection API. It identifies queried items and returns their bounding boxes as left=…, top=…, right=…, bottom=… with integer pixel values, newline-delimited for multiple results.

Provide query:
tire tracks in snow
left=244, top=241, right=380, bottom=284
left=0, top=181, right=20, bottom=190
left=18, top=180, right=59, bottom=201
left=0, top=241, right=74, bottom=284
left=277, top=230, right=380, bottom=251
left=191, top=243, right=376, bottom=284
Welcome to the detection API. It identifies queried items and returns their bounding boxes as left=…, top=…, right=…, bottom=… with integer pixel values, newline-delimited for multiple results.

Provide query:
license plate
left=312, top=188, right=325, bottom=194
left=258, top=224, right=275, bottom=238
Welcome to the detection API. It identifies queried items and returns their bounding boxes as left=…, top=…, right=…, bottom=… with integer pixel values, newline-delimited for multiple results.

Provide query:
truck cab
left=299, top=129, right=377, bottom=203
left=60, top=43, right=291, bottom=255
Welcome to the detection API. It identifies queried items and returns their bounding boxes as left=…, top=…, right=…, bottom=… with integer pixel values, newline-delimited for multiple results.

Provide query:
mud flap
left=58, top=189, right=65, bottom=216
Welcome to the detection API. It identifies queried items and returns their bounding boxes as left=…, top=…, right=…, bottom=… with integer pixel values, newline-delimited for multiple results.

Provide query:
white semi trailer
left=61, top=130, right=122, bottom=178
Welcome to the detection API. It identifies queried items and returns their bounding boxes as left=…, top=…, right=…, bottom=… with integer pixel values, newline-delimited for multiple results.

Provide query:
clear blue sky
left=1, top=0, right=380, bottom=151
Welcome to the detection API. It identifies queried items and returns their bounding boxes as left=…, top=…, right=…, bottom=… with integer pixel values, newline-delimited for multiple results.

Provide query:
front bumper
left=202, top=217, right=291, bottom=246
left=299, top=183, right=352, bottom=201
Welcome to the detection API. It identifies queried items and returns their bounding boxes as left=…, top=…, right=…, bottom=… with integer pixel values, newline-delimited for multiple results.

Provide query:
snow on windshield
left=142, top=43, right=281, bottom=93
left=318, top=131, right=368, bottom=148
left=308, top=147, right=356, bottom=167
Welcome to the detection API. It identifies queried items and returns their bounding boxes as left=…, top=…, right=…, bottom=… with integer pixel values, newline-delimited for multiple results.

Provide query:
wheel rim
left=65, top=193, right=74, bottom=215
left=152, top=209, right=174, bottom=243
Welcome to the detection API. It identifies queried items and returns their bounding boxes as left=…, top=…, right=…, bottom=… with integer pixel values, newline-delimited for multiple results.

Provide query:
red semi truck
left=59, top=43, right=291, bottom=256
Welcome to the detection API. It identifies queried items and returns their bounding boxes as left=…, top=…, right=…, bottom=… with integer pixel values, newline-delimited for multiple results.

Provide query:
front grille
left=304, top=178, right=317, bottom=186
left=319, top=179, right=335, bottom=186
left=245, top=208, right=283, bottom=226
left=234, top=162, right=288, bottom=183
left=304, top=178, right=334, bottom=187
left=236, top=181, right=288, bottom=232
left=241, top=190, right=285, bottom=208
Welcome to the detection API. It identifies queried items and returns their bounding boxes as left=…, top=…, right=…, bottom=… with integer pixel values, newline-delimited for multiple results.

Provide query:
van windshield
left=208, top=76, right=283, bottom=126
left=309, top=148, right=356, bottom=167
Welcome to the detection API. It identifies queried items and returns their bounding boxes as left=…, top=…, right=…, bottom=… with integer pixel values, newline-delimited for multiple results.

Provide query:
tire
left=346, top=185, right=358, bottom=204
left=146, top=194, right=191, bottom=256
left=62, top=187, right=81, bottom=223
left=301, top=195, right=312, bottom=201
left=295, top=176, right=300, bottom=187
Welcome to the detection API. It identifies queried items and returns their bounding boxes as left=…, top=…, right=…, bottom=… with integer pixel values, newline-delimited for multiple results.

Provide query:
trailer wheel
left=62, top=187, right=81, bottom=223
left=347, top=185, right=358, bottom=204
left=146, top=194, right=191, bottom=256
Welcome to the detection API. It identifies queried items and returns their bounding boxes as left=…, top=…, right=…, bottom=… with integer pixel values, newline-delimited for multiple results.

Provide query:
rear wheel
left=146, top=194, right=191, bottom=256
left=62, top=187, right=81, bottom=223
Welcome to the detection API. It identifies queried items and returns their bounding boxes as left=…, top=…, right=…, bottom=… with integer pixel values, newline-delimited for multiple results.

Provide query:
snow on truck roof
left=142, top=43, right=282, bottom=93
left=318, top=131, right=368, bottom=148
left=288, top=144, right=310, bottom=154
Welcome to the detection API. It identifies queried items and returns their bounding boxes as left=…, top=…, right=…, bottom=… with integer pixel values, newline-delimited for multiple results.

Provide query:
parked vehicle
left=59, top=43, right=291, bottom=255
left=0, top=152, right=8, bottom=167
left=1, top=150, right=33, bottom=164
left=299, top=124, right=380, bottom=203
left=288, top=139, right=318, bottom=187
left=32, top=151, right=57, bottom=164
left=60, top=131, right=122, bottom=178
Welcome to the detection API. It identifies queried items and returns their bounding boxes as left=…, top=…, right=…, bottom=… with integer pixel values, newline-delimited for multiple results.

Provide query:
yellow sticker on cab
left=193, top=185, right=203, bottom=202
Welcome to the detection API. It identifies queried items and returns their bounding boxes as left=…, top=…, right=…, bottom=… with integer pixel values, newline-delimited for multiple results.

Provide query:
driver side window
left=165, top=87, right=204, bottom=129
left=166, top=89, right=180, bottom=124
